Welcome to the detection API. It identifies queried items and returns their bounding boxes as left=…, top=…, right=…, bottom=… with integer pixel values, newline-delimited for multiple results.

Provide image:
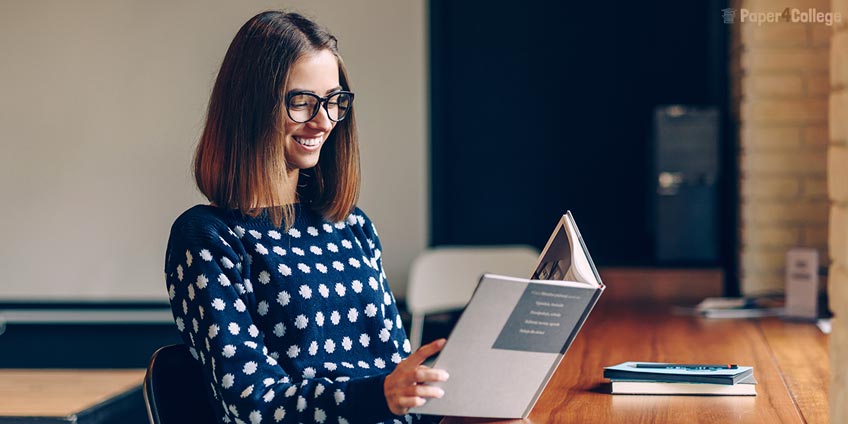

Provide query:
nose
left=307, top=104, right=334, bottom=131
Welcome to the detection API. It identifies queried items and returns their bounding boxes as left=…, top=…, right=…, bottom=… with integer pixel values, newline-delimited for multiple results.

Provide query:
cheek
left=283, top=120, right=302, bottom=139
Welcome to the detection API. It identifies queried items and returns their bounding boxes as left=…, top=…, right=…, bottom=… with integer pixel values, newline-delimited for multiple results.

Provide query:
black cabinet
left=652, top=106, right=720, bottom=263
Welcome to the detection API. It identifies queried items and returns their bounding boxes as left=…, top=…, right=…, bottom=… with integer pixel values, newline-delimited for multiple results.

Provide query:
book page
left=533, top=258, right=571, bottom=281
left=564, top=213, right=600, bottom=287
left=531, top=213, right=601, bottom=288
left=531, top=218, right=573, bottom=281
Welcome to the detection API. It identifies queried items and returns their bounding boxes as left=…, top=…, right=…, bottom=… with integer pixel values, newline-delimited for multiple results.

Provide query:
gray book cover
left=411, top=212, right=604, bottom=419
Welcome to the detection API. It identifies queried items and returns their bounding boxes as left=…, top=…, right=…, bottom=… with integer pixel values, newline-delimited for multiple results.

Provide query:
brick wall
left=830, top=0, right=848, bottom=419
left=731, top=0, right=847, bottom=415
left=731, top=0, right=831, bottom=294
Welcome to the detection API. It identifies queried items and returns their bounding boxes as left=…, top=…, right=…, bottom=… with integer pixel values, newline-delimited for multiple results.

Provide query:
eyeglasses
left=285, top=90, right=354, bottom=123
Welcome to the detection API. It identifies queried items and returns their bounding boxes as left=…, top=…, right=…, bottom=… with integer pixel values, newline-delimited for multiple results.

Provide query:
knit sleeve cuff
left=343, top=373, right=398, bottom=424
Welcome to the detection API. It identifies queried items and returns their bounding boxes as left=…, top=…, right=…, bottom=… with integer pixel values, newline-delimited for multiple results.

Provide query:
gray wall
left=0, top=0, right=426, bottom=300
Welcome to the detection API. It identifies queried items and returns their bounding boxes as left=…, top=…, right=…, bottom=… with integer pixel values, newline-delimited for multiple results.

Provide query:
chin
left=286, top=160, right=318, bottom=171
left=285, top=141, right=325, bottom=170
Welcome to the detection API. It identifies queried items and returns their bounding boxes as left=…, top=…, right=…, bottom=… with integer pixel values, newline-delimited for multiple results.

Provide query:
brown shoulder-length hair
left=194, top=11, right=359, bottom=229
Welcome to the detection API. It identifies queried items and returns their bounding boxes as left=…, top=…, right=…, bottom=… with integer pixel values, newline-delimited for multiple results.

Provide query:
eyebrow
left=287, top=86, right=342, bottom=96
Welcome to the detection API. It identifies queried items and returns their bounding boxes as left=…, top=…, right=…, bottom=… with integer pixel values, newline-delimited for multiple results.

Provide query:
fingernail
left=436, top=389, right=445, bottom=398
left=441, top=371, right=450, bottom=381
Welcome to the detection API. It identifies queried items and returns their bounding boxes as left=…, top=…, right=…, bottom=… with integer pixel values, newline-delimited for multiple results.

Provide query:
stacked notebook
left=603, top=362, right=757, bottom=396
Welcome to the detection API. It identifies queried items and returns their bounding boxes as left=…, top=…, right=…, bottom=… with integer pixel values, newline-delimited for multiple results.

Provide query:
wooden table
left=444, top=298, right=829, bottom=424
left=0, top=369, right=146, bottom=423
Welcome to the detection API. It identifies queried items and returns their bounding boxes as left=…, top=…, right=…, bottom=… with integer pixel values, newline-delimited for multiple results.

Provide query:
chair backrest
left=143, top=344, right=217, bottom=424
left=406, top=245, right=539, bottom=348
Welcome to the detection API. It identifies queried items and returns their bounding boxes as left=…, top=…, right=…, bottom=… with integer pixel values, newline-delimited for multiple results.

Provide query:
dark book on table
left=603, top=362, right=754, bottom=385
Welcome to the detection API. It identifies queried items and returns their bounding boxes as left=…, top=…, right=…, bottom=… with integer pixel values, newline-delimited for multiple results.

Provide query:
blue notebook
left=603, top=362, right=754, bottom=385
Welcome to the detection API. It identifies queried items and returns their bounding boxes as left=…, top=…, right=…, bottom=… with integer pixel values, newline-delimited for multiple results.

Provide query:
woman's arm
left=354, top=210, right=451, bottom=415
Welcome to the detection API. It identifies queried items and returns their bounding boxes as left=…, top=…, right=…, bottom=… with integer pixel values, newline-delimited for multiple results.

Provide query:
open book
left=411, top=211, right=605, bottom=419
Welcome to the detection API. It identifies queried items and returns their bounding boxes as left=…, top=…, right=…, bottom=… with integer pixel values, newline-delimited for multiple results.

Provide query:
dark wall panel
left=430, top=0, right=734, bottom=273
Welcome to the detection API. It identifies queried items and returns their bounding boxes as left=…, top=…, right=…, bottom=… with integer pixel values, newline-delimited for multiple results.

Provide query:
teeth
left=295, top=136, right=322, bottom=147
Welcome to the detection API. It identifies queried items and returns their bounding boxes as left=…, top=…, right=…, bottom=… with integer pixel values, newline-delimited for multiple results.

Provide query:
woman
left=164, top=11, right=447, bottom=423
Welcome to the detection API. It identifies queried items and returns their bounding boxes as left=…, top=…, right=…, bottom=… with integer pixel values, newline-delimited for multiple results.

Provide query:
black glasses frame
left=285, top=90, right=355, bottom=123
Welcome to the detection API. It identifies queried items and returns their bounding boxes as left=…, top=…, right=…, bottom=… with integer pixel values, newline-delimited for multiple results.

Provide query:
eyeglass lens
left=288, top=92, right=352, bottom=123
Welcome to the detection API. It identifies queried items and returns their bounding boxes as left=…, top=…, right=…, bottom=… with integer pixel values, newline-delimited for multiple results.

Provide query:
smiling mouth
left=294, top=136, right=323, bottom=147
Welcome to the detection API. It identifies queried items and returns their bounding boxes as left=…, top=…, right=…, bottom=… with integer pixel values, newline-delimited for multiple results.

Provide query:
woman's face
left=282, top=49, right=341, bottom=171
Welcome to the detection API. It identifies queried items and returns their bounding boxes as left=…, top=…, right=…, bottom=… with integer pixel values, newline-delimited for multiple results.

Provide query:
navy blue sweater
left=164, top=205, right=430, bottom=424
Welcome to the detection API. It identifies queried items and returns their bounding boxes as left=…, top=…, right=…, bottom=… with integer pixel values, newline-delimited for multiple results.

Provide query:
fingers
left=403, top=384, right=446, bottom=399
left=389, top=365, right=449, bottom=388
left=386, top=383, right=446, bottom=415
left=396, top=396, right=427, bottom=409
left=414, top=366, right=450, bottom=383
left=394, top=384, right=446, bottom=412
left=406, top=338, right=447, bottom=365
left=384, top=339, right=450, bottom=415
left=395, top=365, right=449, bottom=386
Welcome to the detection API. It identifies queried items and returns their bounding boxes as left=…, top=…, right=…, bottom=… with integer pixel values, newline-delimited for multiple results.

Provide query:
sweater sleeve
left=356, top=210, right=413, bottom=357
left=354, top=211, right=444, bottom=424
left=165, top=215, right=397, bottom=424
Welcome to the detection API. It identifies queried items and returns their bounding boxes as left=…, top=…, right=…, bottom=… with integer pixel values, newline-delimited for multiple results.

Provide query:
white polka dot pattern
left=164, top=205, right=424, bottom=424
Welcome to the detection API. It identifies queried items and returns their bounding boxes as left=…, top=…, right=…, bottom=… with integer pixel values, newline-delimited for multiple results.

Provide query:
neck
left=210, top=169, right=301, bottom=209
left=281, top=168, right=300, bottom=203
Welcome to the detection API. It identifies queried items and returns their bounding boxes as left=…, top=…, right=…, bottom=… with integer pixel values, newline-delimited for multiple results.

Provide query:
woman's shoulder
left=347, top=205, right=377, bottom=231
left=164, top=205, right=243, bottom=272
left=345, top=206, right=383, bottom=251
left=169, top=204, right=236, bottom=242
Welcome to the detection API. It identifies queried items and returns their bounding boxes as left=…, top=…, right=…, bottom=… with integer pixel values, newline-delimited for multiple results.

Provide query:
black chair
left=143, top=344, right=217, bottom=424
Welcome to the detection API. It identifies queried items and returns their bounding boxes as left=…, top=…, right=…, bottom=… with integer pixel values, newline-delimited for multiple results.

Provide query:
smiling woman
left=192, top=12, right=360, bottom=230
left=166, top=11, right=445, bottom=424
left=282, top=51, right=351, bottom=171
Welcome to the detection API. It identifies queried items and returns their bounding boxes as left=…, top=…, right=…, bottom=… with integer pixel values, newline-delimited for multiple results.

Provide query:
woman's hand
left=383, top=338, right=450, bottom=415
